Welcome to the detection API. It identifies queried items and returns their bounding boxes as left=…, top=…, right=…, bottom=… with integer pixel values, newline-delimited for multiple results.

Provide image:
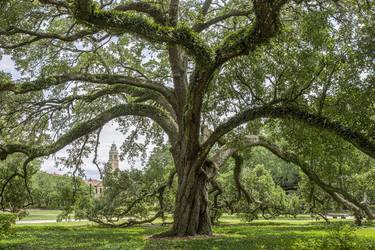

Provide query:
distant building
left=86, top=178, right=104, bottom=198
left=86, top=143, right=120, bottom=198
left=107, top=143, right=119, bottom=172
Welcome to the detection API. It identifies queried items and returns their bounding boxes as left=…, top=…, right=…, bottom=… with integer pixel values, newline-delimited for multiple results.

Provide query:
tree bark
left=162, top=144, right=214, bottom=237
left=171, top=161, right=212, bottom=236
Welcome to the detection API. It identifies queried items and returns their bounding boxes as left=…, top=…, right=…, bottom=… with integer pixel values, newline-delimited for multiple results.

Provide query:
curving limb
left=232, top=153, right=253, bottom=204
left=0, top=28, right=97, bottom=49
left=185, top=0, right=291, bottom=160
left=202, top=105, right=375, bottom=161
left=239, top=135, right=375, bottom=220
left=0, top=73, right=174, bottom=102
left=0, top=103, right=178, bottom=161
left=71, top=0, right=213, bottom=64
left=207, top=133, right=374, bottom=221
left=209, top=179, right=224, bottom=224
left=0, top=157, right=34, bottom=211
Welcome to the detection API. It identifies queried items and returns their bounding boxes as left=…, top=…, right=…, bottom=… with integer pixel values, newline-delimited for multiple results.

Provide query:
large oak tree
left=0, top=0, right=374, bottom=236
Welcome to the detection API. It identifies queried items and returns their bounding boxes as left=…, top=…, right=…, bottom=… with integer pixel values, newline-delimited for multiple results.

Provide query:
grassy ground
left=20, top=209, right=62, bottom=221
left=2, top=216, right=375, bottom=249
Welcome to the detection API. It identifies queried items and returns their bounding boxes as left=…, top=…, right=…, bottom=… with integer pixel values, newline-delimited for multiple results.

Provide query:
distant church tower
left=107, top=143, right=119, bottom=172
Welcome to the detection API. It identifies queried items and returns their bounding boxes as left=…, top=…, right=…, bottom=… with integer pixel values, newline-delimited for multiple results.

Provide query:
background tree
left=31, top=171, right=90, bottom=212
left=0, top=154, right=39, bottom=212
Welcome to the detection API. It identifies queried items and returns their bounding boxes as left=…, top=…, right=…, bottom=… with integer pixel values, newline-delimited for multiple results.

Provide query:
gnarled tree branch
left=203, top=105, right=375, bottom=160
left=0, top=103, right=178, bottom=160
left=71, top=0, right=213, bottom=64
left=215, top=0, right=288, bottom=65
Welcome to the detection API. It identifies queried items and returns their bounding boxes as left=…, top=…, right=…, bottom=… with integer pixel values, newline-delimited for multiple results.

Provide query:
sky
left=0, top=55, right=145, bottom=180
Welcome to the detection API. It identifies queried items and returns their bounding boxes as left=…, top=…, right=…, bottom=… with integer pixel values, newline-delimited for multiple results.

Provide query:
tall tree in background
left=0, top=0, right=374, bottom=236
left=0, top=154, right=39, bottom=212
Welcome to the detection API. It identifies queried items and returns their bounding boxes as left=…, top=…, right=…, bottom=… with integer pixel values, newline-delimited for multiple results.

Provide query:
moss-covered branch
left=88, top=170, right=176, bottom=227
left=214, top=0, right=288, bottom=65
left=71, top=0, right=213, bottom=64
left=207, top=134, right=375, bottom=220
left=114, top=2, right=167, bottom=25
left=210, top=144, right=237, bottom=168
left=184, top=1, right=289, bottom=153
left=0, top=103, right=178, bottom=160
left=203, top=105, right=375, bottom=160
left=31, top=84, right=175, bottom=118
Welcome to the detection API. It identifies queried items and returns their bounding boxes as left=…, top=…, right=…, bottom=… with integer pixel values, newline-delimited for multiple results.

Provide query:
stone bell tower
left=107, top=143, right=119, bottom=172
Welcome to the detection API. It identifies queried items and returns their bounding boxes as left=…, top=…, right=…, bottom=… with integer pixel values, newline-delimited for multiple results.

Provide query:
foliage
left=291, top=130, right=375, bottom=222
left=87, top=146, right=176, bottom=226
left=0, top=154, right=40, bottom=212
left=243, top=148, right=299, bottom=190
left=237, top=164, right=299, bottom=221
left=31, top=171, right=90, bottom=211
left=213, top=162, right=302, bottom=222
left=0, top=212, right=17, bottom=238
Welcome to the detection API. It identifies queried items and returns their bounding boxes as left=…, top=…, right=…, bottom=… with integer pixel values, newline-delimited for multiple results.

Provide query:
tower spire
left=108, top=143, right=119, bottom=171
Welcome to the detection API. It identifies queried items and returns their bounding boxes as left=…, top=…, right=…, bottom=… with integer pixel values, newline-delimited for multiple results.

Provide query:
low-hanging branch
left=0, top=103, right=178, bottom=160
left=207, top=134, right=374, bottom=221
left=0, top=157, right=34, bottom=211
left=239, top=135, right=375, bottom=220
left=209, top=140, right=260, bottom=206
left=232, top=153, right=253, bottom=204
left=202, top=105, right=375, bottom=161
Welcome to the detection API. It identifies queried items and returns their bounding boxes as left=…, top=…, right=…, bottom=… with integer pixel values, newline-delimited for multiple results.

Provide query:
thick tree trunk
left=171, top=161, right=212, bottom=236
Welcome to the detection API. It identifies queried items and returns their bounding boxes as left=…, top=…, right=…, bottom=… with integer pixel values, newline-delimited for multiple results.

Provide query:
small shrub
left=0, top=212, right=17, bottom=238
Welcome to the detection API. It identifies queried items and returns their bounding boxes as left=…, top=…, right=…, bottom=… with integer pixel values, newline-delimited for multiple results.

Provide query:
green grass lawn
left=2, top=216, right=375, bottom=249
left=20, top=209, right=62, bottom=221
